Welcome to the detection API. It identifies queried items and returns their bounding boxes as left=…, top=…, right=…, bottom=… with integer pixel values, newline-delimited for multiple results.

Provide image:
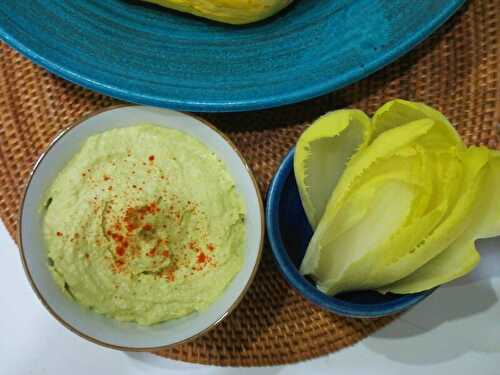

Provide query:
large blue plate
left=0, top=0, right=464, bottom=112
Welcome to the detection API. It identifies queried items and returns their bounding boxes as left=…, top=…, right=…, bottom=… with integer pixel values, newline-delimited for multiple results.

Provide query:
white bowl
left=18, top=106, right=264, bottom=351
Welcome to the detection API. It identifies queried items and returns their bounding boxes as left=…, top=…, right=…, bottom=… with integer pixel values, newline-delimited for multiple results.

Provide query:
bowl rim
left=17, top=105, right=265, bottom=351
left=266, top=147, right=434, bottom=318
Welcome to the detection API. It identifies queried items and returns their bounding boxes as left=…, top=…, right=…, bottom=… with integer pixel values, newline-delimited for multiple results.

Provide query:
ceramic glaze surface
left=0, top=0, right=463, bottom=111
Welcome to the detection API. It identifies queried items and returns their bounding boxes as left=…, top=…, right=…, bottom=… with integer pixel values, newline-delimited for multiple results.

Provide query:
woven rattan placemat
left=0, top=0, right=498, bottom=366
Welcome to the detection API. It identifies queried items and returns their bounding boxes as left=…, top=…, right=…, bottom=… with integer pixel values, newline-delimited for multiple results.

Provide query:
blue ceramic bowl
left=266, top=148, right=434, bottom=318
left=0, top=0, right=464, bottom=112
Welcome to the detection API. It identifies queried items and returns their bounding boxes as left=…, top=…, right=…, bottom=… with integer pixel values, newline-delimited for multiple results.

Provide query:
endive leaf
left=380, top=150, right=500, bottom=294
left=315, top=179, right=415, bottom=295
left=373, top=146, right=490, bottom=289
left=311, top=147, right=446, bottom=294
left=372, top=99, right=464, bottom=147
left=298, top=99, right=499, bottom=296
left=300, top=119, right=434, bottom=280
left=294, top=110, right=372, bottom=228
left=321, top=119, right=435, bottom=219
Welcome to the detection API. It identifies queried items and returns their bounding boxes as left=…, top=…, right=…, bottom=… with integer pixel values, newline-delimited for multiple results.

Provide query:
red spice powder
left=101, top=197, right=211, bottom=278
left=148, top=202, right=159, bottom=213
left=116, top=246, right=126, bottom=257
left=165, top=269, right=175, bottom=283
left=197, top=251, right=207, bottom=264
left=148, top=155, right=155, bottom=161
left=107, top=228, right=129, bottom=257
left=114, top=259, right=125, bottom=271
left=126, top=222, right=137, bottom=232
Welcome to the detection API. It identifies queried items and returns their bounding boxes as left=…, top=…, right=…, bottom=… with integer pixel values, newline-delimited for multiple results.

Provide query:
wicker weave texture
left=0, top=0, right=498, bottom=366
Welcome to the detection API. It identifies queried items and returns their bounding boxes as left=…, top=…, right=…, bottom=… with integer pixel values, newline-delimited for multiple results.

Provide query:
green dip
left=43, top=125, right=245, bottom=325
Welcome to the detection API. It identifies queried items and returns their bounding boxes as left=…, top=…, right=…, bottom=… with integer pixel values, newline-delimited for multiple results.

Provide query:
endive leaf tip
left=294, top=109, right=372, bottom=228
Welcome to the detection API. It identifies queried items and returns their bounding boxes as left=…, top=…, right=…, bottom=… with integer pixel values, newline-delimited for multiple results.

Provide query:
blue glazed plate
left=0, top=0, right=463, bottom=112
left=266, top=148, right=434, bottom=318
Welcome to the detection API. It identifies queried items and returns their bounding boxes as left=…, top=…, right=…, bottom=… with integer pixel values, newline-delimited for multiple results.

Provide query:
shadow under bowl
left=266, top=148, right=434, bottom=318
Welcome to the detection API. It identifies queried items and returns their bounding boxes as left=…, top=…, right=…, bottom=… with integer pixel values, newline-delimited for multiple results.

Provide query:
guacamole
left=43, top=125, right=245, bottom=325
